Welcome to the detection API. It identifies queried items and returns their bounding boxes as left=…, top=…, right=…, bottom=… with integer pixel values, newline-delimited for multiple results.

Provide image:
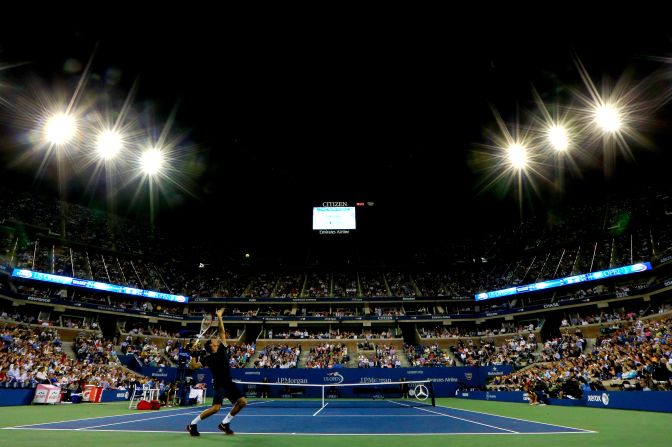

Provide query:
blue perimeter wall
left=0, top=366, right=510, bottom=406
left=457, top=390, right=672, bottom=413
left=3, top=373, right=672, bottom=411
left=140, top=365, right=512, bottom=398
left=0, top=388, right=132, bottom=407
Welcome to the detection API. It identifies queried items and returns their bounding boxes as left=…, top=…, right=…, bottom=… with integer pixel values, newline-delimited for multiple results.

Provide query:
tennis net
left=232, top=379, right=435, bottom=408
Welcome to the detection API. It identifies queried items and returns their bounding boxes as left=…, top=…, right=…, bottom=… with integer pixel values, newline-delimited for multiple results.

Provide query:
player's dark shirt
left=201, top=346, right=231, bottom=386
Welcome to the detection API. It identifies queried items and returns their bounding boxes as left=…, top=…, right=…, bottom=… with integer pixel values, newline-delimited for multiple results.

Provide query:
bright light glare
left=507, top=143, right=528, bottom=169
left=141, top=149, right=163, bottom=175
left=96, top=130, right=123, bottom=160
left=548, top=125, right=569, bottom=151
left=45, top=113, right=77, bottom=145
left=594, top=105, right=621, bottom=133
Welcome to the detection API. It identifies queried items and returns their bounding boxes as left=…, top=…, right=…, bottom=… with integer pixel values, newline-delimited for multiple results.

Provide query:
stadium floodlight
left=95, top=129, right=123, bottom=160
left=594, top=104, right=621, bottom=133
left=506, top=143, right=528, bottom=169
left=140, top=148, right=163, bottom=175
left=44, top=113, right=77, bottom=145
left=547, top=125, right=569, bottom=152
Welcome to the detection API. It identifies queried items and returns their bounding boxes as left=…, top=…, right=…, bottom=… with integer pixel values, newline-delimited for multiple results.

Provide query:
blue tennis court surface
left=5, top=400, right=596, bottom=435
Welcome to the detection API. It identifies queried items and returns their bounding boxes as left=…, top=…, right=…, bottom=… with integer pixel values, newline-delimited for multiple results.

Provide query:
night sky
left=2, top=17, right=672, bottom=254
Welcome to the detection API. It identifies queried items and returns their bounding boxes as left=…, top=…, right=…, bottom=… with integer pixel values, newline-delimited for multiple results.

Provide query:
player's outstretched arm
left=216, top=307, right=227, bottom=346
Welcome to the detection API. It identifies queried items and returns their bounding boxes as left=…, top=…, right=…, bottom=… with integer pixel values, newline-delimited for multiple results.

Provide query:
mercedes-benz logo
left=413, top=384, right=429, bottom=401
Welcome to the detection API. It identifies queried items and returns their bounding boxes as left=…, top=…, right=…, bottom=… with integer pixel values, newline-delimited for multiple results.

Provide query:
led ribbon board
left=11, top=268, right=188, bottom=303
left=475, top=262, right=652, bottom=301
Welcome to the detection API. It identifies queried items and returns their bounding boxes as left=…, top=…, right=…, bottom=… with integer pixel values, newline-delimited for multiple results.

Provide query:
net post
left=128, top=384, right=136, bottom=409
left=321, top=384, right=325, bottom=407
left=428, top=380, right=436, bottom=407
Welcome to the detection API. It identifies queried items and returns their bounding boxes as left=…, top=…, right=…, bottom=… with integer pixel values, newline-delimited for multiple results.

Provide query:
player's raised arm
left=216, top=307, right=227, bottom=346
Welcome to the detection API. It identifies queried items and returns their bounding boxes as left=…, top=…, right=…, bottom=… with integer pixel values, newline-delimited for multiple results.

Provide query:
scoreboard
left=312, top=201, right=373, bottom=235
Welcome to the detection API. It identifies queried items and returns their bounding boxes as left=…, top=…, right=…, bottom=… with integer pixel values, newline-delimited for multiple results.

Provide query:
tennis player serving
left=186, top=308, right=247, bottom=436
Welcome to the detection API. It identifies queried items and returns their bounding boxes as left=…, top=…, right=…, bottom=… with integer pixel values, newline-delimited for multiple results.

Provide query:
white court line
left=390, top=401, right=518, bottom=433
left=246, top=414, right=440, bottom=417
left=284, top=401, right=594, bottom=433
left=75, top=400, right=278, bottom=430
left=0, top=415, right=457, bottom=421
left=1, top=427, right=597, bottom=435
left=312, top=403, right=328, bottom=416
left=1, top=399, right=596, bottom=436
left=6, top=404, right=212, bottom=428
left=5, top=400, right=275, bottom=430
left=76, top=411, right=203, bottom=430
left=436, top=402, right=597, bottom=433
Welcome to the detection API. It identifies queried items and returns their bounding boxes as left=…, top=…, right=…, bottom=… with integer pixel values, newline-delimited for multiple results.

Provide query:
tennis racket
left=197, top=313, right=214, bottom=340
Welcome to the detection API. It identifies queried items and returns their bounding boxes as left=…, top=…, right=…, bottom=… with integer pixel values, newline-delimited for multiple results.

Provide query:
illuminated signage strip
left=475, top=262, right=652, bottom=301
left=11, top=268, right=188, bottom=303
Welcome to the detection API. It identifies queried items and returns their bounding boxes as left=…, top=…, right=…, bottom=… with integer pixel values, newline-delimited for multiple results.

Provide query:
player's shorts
left=212, top=381, right=243, bottom=405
